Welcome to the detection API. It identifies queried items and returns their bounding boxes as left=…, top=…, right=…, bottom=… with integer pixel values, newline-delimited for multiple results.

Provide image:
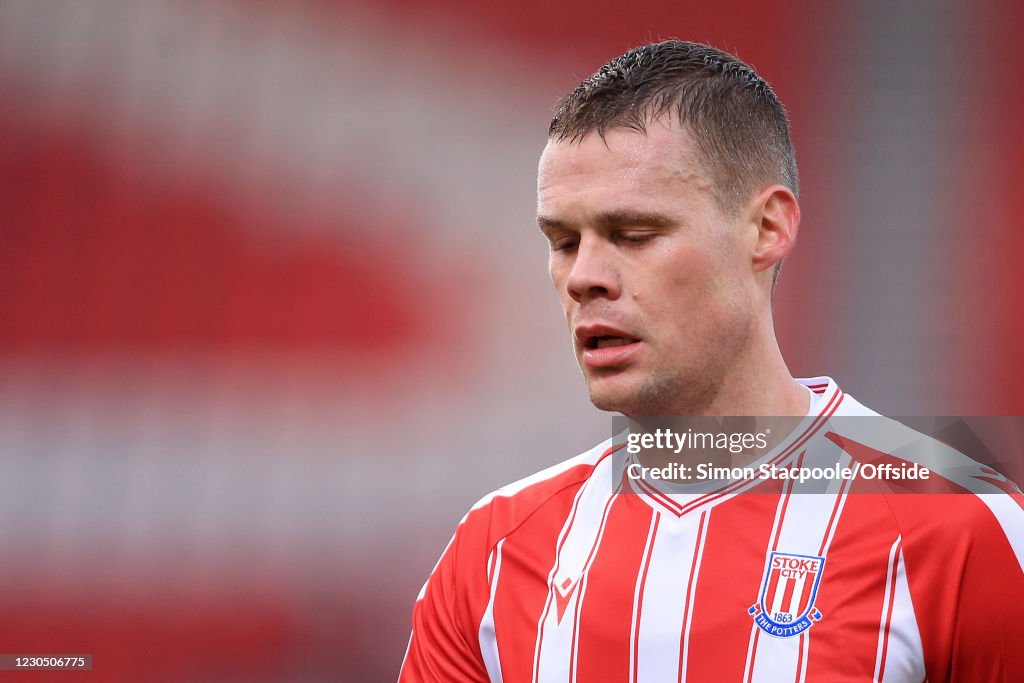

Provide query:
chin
left=585, top=378, right=646, bottom=416
left=585, top=369, right=684, bottom=417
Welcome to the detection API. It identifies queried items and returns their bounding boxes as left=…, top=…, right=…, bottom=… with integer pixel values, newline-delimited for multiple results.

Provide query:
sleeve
left=398, top=512, right=493, bottom=683
left=896, top=492, right=1024, bottom=683
left=826, top=426, right=1024, bottom=680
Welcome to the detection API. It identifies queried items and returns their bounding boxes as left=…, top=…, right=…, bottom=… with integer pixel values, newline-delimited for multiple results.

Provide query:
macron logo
left=554, top=577, right=580, bottom=623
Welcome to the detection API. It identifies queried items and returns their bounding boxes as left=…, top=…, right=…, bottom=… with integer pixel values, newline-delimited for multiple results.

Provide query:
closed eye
left=617, top=232, right=657, bottom=245
left=546, top=234, right=579, bottom=252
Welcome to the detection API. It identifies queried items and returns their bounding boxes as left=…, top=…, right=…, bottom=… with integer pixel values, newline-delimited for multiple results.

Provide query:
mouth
left=584, top=335, right=640, bottom=350
left=576, top=325, right=642, bottom=368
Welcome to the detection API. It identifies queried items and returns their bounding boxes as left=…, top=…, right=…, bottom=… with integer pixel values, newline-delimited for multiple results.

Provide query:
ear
left=749, top=185, right=800, bottom=274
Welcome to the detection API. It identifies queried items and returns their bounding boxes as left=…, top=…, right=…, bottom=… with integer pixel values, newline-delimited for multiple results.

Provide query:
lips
left=575, top=324, right=642, bottom=368
left=575, top=324, right=638, bottom=347
left=593, top=336, right=634, bottom=349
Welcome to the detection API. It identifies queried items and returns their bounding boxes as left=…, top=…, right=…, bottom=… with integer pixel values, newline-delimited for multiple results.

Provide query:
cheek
left=548, top=260, right=574, bottom=315
left=649, top=243, right=719, bottom=297
left=548, top=257, right=565, bottom=291
left=640, top=245, right=739, bottom=333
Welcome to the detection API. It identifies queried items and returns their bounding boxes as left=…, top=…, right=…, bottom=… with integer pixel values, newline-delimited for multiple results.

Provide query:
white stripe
left=634, top=514, right=702, bottom=681
left=872, top=536, right=901, bottom=682
left=629, top=511, right=659, bottom=683
left=742, top=476, right=796, bottom=682
left=875, top=545, right=925, bottom=683
left=569, top=494, right=619, bottom=683
left=479, top=539, right=505, bottom=683
left=531, top=479, right=588, bottom=683
left=527, top=446, right=621, bottom=683
left=797, top=632, right=809, bottom=683
left=978, top=493, right=1024, bottom=572
left=817, top=453, right=854, bottom=554
left=487, top=543, right=497, bottom=583
left=748, top=476, right=849, bottom=682
left=742, top=625, right=759, bottom=683
left=533, top=455, right=617, bottom=683
left=770, top=577, right=789, bottom=616
left=678, top=511, right=710, bottom=683
left=788, top=572, right=807, bottom=614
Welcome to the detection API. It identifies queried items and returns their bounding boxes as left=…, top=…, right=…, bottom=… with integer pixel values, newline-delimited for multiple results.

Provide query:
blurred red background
left=1, top=0, right=1022, bottom=680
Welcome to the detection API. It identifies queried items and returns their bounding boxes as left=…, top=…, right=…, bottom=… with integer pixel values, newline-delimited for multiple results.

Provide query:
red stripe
left=801, top=495, right=910, bottom=681
left=684, top=489, right=781, bottom=681
left=574, top=500, right=656, bottom=683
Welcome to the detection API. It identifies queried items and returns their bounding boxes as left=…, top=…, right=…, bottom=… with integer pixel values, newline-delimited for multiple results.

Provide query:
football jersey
left=399, top=377, right=1024, bottom=682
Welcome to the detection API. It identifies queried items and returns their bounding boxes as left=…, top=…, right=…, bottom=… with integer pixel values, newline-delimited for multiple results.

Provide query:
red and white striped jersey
left=399, top=377, right=1024, bottom=682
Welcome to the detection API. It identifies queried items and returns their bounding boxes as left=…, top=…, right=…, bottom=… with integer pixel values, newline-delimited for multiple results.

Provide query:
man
left=399, top=40, right=1024, bottom=682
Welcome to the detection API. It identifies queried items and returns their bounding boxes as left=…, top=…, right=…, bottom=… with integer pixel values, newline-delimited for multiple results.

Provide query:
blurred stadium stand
left=0, top=0, right=1021, bottom=680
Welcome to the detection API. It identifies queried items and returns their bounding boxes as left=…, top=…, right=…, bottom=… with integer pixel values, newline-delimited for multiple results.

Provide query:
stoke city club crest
left=748, top=551, right=826, bottom=638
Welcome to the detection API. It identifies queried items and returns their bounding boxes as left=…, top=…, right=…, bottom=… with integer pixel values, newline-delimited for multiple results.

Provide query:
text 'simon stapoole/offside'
left=626, top=461, right=932, bottom=484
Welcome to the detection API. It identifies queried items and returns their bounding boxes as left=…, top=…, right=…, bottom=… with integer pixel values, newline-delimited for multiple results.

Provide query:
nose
left=566, top=234, right=621, bottom=303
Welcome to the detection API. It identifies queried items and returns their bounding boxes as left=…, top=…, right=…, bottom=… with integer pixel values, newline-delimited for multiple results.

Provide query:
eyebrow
left=537, top=210, right=676, bottom=235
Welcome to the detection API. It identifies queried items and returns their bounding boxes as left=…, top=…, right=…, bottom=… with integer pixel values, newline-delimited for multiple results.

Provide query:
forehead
left=537, top=120, right=714, bottom=215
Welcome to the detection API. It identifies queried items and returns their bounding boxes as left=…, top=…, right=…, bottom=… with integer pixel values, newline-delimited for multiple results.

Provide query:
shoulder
left=399, top=441, right=619, bottom=682
left=823, top=393, right=1024, bottom=567
left=413, top=438, right=618, bottom=609
left=826, top=394, right=1021, bottom=497
left=456, top=437, right=619, bottom=555
left=820, top=397, right=1024, bottom=680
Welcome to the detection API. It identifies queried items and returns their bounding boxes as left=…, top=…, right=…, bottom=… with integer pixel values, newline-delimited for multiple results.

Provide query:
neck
left=643, top=317, right=808, bottom=418
left=692, top=351, right=808, bottom=417
left=625, top=322, right=809, bottom=478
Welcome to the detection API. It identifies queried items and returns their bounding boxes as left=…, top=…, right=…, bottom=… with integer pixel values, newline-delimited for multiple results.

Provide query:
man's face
left=537, top=119, right=760, bottom=416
